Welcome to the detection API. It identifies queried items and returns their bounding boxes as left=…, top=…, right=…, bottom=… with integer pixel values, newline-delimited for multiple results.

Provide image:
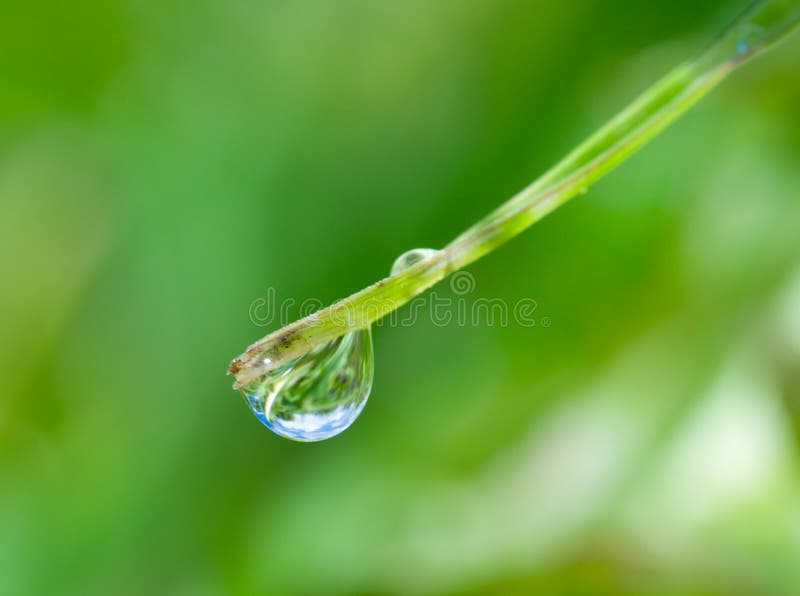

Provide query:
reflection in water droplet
left=241, top=328, right=373, bottom=441
left=391, top=248, right=438, bottom=275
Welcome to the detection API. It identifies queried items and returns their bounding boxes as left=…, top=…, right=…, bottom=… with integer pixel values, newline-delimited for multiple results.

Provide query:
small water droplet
left=241, top=327, right=373, bottom=441
left=735, top=22, right=767, bottom=55
left=391, top=248, right=438, bottom=275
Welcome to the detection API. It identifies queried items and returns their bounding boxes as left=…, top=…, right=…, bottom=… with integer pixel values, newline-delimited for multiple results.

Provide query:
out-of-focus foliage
left=1, top=1, right=799, bottom=594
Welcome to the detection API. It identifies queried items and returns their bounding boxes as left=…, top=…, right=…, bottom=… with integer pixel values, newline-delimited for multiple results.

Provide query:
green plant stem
left=230, top=0, right=800, bottom=388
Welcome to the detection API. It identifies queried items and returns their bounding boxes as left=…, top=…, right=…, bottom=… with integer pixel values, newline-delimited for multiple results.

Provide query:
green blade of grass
left=230, top=0, right=800, bottom=388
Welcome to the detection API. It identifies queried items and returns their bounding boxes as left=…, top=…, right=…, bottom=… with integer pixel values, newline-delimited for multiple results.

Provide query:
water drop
left=241, top=327, right=373, bottom=441
left=391, top=248, right=438, bottom=275
left=735, top=22, right=767, bottom=55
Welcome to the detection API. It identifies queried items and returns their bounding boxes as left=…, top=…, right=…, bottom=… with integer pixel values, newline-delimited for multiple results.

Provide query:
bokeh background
left=2, top=0, right=800, bottom=594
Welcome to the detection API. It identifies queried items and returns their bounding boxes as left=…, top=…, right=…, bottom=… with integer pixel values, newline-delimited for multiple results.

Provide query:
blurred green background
left=2, top=0, right=800, bottom=594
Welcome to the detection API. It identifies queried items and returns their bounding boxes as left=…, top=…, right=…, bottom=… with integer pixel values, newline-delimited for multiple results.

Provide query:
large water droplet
left=391, top=248, right=438, bottom=275
left=241, top=327, right=373, bottom=441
